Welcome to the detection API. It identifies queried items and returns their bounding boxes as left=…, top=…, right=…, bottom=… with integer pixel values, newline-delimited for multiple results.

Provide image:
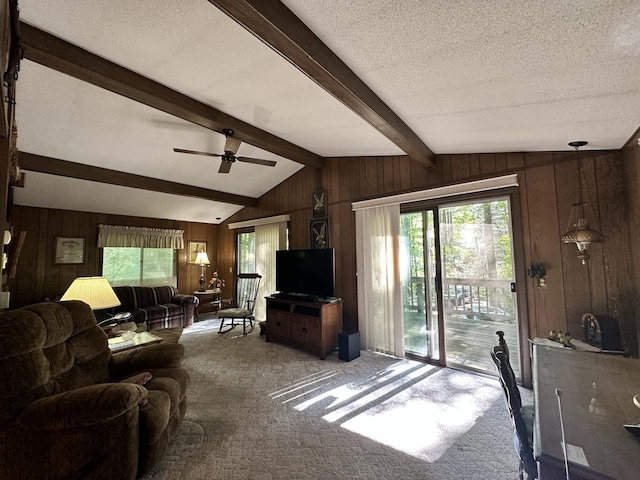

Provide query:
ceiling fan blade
left=224, top=136, right=242, bottom=155
left=173, top=148, right=222, bottom=157
left=218, top=161, right=232, bottom=174
left=236, top=157, right=277, bottom=167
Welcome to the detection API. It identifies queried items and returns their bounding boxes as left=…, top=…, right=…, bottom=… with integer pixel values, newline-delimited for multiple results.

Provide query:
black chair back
left=491, top=331, right=538, bottom=479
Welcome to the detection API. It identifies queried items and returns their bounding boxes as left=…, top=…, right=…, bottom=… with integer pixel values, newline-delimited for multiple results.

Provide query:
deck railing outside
left=403, top=275, right=519, bottom=377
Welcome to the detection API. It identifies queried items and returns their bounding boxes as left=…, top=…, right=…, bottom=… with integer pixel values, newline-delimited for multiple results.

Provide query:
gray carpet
left=143, top=316, right=528, bottom=479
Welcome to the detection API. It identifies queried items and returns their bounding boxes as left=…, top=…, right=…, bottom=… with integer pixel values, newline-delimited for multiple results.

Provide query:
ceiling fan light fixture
left=173, top=128, right=276, bottom=174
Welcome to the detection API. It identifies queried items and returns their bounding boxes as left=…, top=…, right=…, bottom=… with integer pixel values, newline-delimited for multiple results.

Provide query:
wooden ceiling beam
left=19, top=151, right=258, bottom=207
left=209, top=0, right=434, bottom=168
left=19, top=22, right=323, bottom=169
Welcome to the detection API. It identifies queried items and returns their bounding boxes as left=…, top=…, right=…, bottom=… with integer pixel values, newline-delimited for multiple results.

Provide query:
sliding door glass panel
left=400, top=211, right=439, bottom=360
left=237, top=231, right=255, bottom=273
left=440, top=198, right=520, bottom=377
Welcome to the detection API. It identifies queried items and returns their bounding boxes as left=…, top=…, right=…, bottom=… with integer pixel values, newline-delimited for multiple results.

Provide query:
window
left=237, top=231, right=255, bottom=273
left=103, top=247, right=176, bottom=287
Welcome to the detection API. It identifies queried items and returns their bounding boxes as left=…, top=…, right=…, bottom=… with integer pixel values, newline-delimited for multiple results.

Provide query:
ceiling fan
left=173, top=128, right=277, bottom=173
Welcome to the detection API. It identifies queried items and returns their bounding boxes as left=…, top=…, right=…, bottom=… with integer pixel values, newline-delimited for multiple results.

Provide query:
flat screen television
left=275, top=248, right=335, bottom=299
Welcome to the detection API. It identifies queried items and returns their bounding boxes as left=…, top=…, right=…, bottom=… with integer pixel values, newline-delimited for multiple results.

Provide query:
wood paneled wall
left=622, top=131, right=640, bottom=353
left=220, top=151, right=637, bottom=355
left=7, top=206, right=220, bottom=308
left=7, top=149, right=637, bottom=355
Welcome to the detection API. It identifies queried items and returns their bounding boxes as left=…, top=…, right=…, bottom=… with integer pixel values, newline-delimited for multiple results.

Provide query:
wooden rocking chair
left=218, top=273, right=262, bottom=335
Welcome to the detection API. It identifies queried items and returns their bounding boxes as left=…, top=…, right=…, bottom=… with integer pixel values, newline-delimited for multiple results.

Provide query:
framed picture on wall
left=188, top=241, right=207, bottom=264
left=310, top=218, right=329, bottom=249
left=312, top=189, right=327, bottom=217
left=54, top=237, right=85, bottom=265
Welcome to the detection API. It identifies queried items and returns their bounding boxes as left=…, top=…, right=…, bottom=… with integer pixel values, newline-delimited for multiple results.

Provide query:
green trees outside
left=103, top=247, right=175, bottom=286
left=441, top=200, right=512, bottom=281
left=237, top=232, right=256, bottom=273
left=103, top=247, right=141, bottom=285
left=401, top=199, right=515, bottom=317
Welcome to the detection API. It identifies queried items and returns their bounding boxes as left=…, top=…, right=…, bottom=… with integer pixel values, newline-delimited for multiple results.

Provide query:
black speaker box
left=338, top=331, right=360, bottom=362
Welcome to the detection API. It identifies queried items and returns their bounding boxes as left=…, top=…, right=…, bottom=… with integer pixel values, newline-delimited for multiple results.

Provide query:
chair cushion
left=149, top=327, right=183, bottom=344
left=139, top=389, right=171, bottom=445
left=0, top=301, right=111, bottom=420
left=138, top=367, right=189, bottom=445
left=218, top=308, right=251, bottom=318
left=119, top=372, right=153, bottom=385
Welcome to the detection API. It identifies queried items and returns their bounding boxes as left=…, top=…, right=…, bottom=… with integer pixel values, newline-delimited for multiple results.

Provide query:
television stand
left=265, top=296, right=343, bottom=359
left=272, top=292, right=316, bottom=302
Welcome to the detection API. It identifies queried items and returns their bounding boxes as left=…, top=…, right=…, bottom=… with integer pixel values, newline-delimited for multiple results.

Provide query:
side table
left=108, top=331, right=162, bottom=352
left=193, top=289, right=222, bottom=320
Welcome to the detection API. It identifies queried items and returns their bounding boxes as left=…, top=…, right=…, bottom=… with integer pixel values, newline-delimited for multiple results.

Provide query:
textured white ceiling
left=13, top=171, right=244, bottom=224
left=14, top=0, right=640, bottom=223
left=283, top=0, right=640, bottom=153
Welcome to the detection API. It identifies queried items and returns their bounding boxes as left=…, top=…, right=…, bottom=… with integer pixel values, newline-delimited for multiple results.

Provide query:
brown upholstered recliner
left=0, top=301, right=189, bottom=479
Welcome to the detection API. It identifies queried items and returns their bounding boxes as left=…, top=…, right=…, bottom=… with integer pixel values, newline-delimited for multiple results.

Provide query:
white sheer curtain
left=355, top=204, right=404, bottom=357
left=254, top=222, right=287, bottom=321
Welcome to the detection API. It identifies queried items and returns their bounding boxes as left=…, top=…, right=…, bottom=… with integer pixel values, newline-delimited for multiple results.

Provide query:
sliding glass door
left=400, top=210, right=440, bottom=360
left=400, top=196, right=520, bottom=378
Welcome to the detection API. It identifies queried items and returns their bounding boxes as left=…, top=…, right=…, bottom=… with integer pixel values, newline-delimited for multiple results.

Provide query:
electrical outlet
left=229, top=267, right=232, bottom=273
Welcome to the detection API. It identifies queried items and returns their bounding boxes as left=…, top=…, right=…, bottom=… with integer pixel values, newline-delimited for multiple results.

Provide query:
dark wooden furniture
left=533, top=343, right=640, bottom=479
left=265, top=296, right=343, bottom=359
left=492, top=331, right=537, bottom=479
left=218, top=273, right=261, bottom=335
left=193, top=289, right=221, bottom=319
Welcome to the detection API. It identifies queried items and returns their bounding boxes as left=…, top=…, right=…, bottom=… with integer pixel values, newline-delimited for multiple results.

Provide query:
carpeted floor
left=143, top=316, right=529, bottom=479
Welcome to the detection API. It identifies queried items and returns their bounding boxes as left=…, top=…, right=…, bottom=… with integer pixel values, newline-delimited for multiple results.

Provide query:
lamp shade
left=60, top=277, right=121, bottom=310
left=195, top=251, right=210, bottom=266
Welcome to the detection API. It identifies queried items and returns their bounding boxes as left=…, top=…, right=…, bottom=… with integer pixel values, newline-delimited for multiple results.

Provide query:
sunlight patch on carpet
left=295, top=360, right=423, bottom=412
left=271, top=358, right=503, bottom=464
left=339, top=368, right=501, bottom=462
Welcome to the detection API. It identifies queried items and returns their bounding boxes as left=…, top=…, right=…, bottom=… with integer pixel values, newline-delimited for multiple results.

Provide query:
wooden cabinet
left=193, top=289, right=222, bottom=319
left=265, top=297, right=343, bottom=359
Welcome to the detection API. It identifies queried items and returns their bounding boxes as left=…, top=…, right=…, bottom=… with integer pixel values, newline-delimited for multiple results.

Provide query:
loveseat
left=0, top=301, right=189, bottom=479
left=113, top=285, right=198, bottom=331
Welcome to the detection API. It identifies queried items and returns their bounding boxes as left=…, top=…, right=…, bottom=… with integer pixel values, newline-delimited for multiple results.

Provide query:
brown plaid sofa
left=112, top=286, right=198, bottom=331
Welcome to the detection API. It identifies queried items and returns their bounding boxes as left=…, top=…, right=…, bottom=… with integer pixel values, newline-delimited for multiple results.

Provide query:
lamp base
left=94, top=309, right=114, bottom=323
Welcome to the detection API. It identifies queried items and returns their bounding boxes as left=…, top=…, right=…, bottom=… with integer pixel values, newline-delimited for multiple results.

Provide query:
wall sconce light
left=561, top=141, right=604, bottom=265
left=527, top=263, right=547, bottom=288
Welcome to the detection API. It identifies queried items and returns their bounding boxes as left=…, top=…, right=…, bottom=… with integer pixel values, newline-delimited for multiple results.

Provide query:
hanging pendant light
left=561, top=141, right=604, bottom=265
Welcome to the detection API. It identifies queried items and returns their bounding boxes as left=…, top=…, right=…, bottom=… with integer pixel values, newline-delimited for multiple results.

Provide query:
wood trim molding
left=209, top=0, right=434, bottom=168
left=352, top=173, right=519, bottom=210
left=18, top=151, right=258, bottom=207
left=228, top=214, right=290, bottom=229
left=19, top=22, right=323, bottom=169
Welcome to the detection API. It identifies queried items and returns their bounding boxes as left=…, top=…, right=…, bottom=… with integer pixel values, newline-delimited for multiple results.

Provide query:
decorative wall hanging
left=188, top=241, right=208, bottom=264
left=54, top=237, right=85, bottom=265
left=312, top=189, right=327, bottom=217
left=310, top=217, right=329, bottom=249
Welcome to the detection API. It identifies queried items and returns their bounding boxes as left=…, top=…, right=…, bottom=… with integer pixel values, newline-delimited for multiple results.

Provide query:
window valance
left=98, top=225, right=184, bottom=249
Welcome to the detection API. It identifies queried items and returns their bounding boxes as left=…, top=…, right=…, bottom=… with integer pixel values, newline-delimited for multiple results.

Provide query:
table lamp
left=60, top=276, right=121, bottom=325
left=195, top=251, right=210, bottom=292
